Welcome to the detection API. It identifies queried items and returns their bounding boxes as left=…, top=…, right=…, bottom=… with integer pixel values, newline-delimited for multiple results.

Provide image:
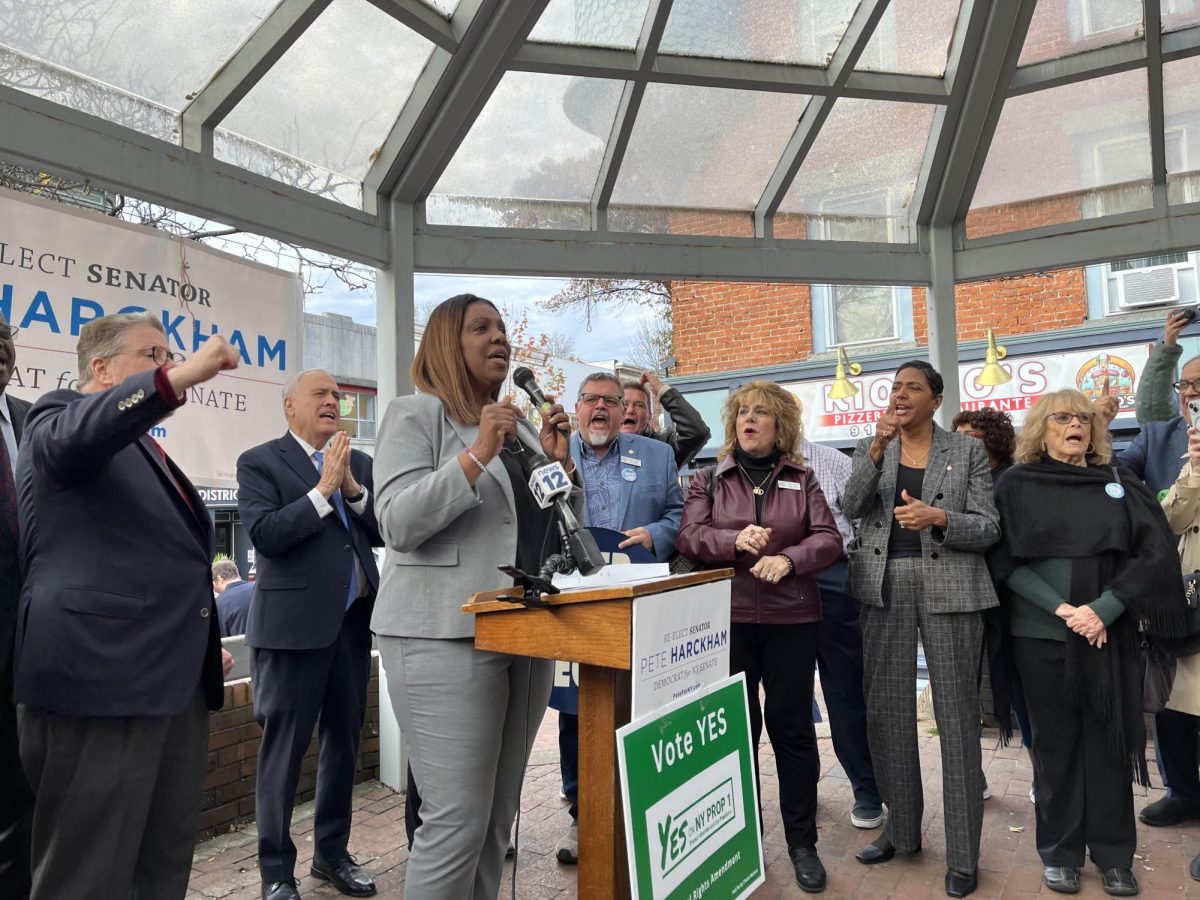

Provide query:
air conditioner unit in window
left=1115, top=265, right=1182, bottom=309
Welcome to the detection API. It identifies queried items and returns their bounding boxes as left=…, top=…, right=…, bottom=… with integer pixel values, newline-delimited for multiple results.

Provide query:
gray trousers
left=17, top=690, right=208, bottom=900
left=860, top=557, right=984, bottom=874
left=377, top=636, right=552, bottom=900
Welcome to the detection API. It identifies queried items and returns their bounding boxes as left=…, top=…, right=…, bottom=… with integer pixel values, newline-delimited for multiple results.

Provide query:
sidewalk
left=188, top=707, right=1200, bottom=899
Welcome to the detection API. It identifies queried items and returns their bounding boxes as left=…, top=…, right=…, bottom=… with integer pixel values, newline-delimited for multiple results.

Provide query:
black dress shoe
left=311, top=856, right=377, bottom=897
left=788, top=846, right=827, bottom=893
left=1190, top=852, right=1200, bottom=881
left=1100, top=867, right=1139, bottom=896
left=945, top=868, right=977, bottom=898
left=262, top=881, right=301, bottom=900
left=1042, top=866, right=1081, bottom=894
left=1138, top=795, right=1200, bottom=826
left=855, top=835, right=921, bottom=865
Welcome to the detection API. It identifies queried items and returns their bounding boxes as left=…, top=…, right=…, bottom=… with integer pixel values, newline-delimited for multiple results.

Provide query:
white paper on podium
left=551, top=563, right=670, bottom=591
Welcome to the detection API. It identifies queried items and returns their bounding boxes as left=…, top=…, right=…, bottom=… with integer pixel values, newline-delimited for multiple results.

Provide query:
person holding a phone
left=1133, top=308, right=1199, bottom=426
left=1104, top=309, right=1199, bottom=498
left=842, top=361, right=1000, bottom=899
left=1145, top=424, right=1200, bottom=854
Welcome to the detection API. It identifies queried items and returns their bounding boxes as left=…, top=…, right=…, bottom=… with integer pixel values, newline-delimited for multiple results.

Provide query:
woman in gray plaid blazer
left=842, top=361, right=1000, bottom=899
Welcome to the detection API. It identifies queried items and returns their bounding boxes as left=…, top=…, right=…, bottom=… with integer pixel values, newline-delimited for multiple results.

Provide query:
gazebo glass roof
left=3, top=0, right=1200, bottom=286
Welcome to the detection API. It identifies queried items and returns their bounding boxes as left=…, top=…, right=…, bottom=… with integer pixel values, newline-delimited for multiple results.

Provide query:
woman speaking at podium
left=371, top=294, right=580, bottom=899
left=676, top=380, right=843, bottom=894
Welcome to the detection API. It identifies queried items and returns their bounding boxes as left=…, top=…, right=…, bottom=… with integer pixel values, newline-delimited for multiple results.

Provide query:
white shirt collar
left=289, top=430, right=326, bottom=459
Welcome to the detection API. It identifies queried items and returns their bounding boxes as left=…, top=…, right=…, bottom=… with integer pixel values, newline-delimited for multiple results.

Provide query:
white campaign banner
left=786, top=341, right=1153, bottom=444
left=631, top=579, right=731, bottom=720
left=0, top=188, right=302, bottom=488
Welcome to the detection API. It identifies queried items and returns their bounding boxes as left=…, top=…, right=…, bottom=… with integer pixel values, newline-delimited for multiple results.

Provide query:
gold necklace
left=737, top=465, right=775, bottom=496
left=900, top=440, right=929, bottom=467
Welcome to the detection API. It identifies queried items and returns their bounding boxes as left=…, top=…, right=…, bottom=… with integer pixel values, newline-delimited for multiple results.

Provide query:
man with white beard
left=550, top=372, right=683, bottom=864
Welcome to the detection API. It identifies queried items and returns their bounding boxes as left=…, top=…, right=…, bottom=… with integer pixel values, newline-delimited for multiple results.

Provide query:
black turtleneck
left=734, top=445, right=782, bottom=522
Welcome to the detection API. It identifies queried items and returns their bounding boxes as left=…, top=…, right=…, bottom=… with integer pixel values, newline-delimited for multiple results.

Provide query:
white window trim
left=814, top=187, right=907, bottom=348
left=825, top=286, right=905, bottom=348
left=1079, top=0, right=1142, bottom=38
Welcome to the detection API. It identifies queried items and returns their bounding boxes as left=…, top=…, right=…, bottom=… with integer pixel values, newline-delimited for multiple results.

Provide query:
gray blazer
left=841, top=424, right=1000, bottom=613
left=371, top=393, right=585, bottom=639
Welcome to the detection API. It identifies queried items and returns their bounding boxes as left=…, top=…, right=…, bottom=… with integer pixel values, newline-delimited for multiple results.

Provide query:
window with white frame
left=817, top=193, right=905, bottom=347
left=1085, top=129, right=1187, bottom=220
left=829, top=284, right=902, bottom=345
left=1080, top=0, right=1194, bottom=36
left=805, top=0, right=895, bottom=69
left=339, top=389, right=377, bottom=440
left=1101, top=251, right=1199, bottom=314
left=1079, top=0, right=1141, bottom=36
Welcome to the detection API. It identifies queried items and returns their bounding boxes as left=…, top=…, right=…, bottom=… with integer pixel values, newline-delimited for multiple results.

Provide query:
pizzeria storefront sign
left=784, top=342, right=1150, bottom=443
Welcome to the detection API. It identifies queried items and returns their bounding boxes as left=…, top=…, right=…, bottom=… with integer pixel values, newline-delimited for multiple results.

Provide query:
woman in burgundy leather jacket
left=676, top=380, right=844, bottom=894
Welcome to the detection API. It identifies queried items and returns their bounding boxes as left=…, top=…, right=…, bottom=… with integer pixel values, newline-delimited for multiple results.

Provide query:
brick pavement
left=188, top=707, right=1200, bottom=900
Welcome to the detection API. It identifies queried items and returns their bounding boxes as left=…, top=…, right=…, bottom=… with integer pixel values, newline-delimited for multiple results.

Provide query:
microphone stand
left=497, top=523, right=590, bottom=609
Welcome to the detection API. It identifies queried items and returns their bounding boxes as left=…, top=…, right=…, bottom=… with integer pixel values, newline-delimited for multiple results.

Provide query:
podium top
left=463, top=568, right=733, bottom=616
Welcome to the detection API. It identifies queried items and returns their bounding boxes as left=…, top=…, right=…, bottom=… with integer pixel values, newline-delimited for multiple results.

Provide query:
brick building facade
left=669, top=1, right=1196, bottom=426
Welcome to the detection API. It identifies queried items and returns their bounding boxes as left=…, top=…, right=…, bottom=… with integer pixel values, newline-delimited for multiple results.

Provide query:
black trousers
left=1013, top=637, right=1136, bottom=869
left=0, top=659, right=31, bottom=900
left=1155, top=708, right=1200, bottom=805
left=815, top=561, right=881, bottom=807
left=17, top=689, right=208, bottom=900
left=251, top=597, right=372, bottom=884
left=730, top=621, right=820, bottom=851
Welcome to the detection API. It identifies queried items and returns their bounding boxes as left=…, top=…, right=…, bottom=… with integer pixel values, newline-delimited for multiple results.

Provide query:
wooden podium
left=464, top=569, right=733, bottom=900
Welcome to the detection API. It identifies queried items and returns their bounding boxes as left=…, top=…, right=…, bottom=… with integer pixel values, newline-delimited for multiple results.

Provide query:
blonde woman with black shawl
left=990, top=389, right=1188, bottom=897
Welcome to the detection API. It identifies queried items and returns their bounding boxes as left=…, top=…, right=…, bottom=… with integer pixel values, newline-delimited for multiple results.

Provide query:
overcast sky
left=302, top=272, right=653, bottom=364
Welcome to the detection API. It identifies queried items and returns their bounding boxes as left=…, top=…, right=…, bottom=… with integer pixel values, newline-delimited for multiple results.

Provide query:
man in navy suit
left=553, top=372, right=683, bottom=863
left=213, top=558, right=254, bottom=638
left=0, top=312, right=33, bottom=900
left=13, top=311, right=237, bottom=900
left=237, top=369, right=382, bottom=900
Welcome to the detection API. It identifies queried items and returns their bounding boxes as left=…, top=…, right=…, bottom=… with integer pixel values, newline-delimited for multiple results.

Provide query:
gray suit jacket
left=842, top=425, right=1000, bottom=613
left=371, top=393, right=585, bottom=639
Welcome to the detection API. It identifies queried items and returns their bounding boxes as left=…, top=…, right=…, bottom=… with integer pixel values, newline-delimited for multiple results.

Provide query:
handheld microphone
left=528, top=453, right=606, bottom=576
left=513, top=366, right=570, bottom=434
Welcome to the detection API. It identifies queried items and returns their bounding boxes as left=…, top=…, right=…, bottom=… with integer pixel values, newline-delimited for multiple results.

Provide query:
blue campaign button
left=1105, top=482, right=1125, bottom=499
left=622, top=467, right=637, bottom=482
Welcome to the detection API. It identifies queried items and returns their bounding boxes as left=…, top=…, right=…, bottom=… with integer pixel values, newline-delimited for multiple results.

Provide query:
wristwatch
left=343, top=489, right=365, bottom=503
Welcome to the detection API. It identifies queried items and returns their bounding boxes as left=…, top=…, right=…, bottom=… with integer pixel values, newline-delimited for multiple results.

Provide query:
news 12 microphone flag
left=0, top=187, right=302, bottom=489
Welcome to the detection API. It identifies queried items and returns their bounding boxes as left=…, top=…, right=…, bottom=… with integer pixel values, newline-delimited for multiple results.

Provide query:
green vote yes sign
left=617, top=674, right=764, bottom=900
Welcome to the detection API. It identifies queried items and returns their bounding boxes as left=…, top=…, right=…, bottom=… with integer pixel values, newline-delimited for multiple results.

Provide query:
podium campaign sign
left=631, top=578, right=730, bottom=720
left=617, top=674, right=763, bottom=900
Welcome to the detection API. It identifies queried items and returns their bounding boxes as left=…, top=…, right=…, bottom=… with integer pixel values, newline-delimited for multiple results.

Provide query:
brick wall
left=198, top=654, right=382, bottom=841
left=672, top=280, right=814, bottom=375
left=965, top=191, right=1086, bottom=241
left=670, top=191, right=1096, bottom=375
left=672, top=267, right=1090, bottom=375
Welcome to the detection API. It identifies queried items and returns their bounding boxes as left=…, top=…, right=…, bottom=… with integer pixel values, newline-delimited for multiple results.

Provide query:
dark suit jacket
left=237, top=433, right=382, bottom=651
left=1116, top=416, right=1189, bottom=497
left=12, top=370, right=224, bottom=716
left=0, top=393, right=31, bottom=683
left=217, top=579, right=254, bottom=638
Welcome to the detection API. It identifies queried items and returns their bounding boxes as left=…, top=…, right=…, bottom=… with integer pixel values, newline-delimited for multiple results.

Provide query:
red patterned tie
left=147, top=436, right=193, bottom=512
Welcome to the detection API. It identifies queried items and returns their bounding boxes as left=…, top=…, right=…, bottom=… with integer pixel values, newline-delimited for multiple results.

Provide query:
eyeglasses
left=580, top=393, right=622, bottom=408
left=128, top=346, right=186, bottom=367
left=0, top=324, right=19, bottom=341
left=1173, top=379, right=1200, bottom=394
left=1045, top=411, right=1093, bottom=426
